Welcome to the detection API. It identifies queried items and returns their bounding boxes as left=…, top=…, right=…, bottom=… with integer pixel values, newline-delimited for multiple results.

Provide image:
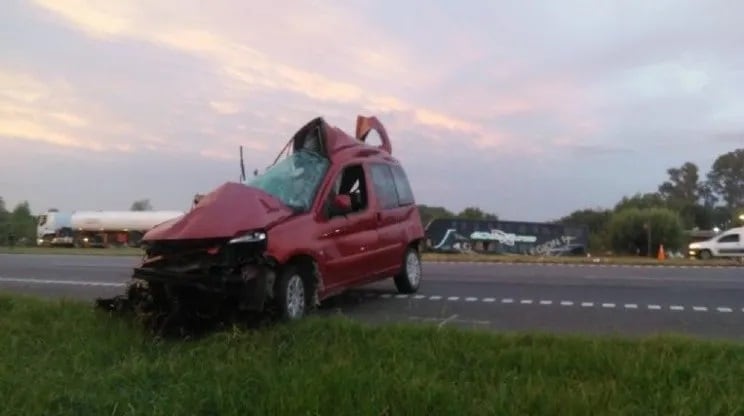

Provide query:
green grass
left=2, top=293, right=744, bottom=415
left=3, top=245, right=740, bottom=267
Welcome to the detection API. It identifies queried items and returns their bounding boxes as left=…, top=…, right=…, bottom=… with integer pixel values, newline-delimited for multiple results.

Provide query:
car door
left=368, top=162, right=408, bottom=274
left=714, top=232, right=740, bottom=256
left=315, top=163, right=380, bottom=290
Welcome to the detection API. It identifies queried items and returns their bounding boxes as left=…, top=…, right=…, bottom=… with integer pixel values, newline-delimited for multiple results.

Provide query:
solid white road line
left=0, top=276, right=125, bottom=287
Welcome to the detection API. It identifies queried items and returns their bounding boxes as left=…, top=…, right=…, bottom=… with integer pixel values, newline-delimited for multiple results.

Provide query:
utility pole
left=643, top=222, right=651, bottom=257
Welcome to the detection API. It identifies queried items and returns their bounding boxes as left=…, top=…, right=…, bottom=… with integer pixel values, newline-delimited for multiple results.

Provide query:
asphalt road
left=2, top=253, right=744, bottom=340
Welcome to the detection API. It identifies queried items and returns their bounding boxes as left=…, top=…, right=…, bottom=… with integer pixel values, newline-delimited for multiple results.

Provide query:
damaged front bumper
left=128, top=238, right=277, bottom=311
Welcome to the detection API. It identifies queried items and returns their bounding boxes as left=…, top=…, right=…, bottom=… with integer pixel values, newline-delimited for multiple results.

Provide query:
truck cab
left=688, top=226, right=744, bottom=259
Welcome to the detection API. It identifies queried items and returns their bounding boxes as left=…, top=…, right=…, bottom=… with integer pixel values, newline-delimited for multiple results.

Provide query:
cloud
left=2, top=0, right=744, bottom=221
left=0, top=71, right=102, bottom=150
left=29, top=0, right=479, bottom=139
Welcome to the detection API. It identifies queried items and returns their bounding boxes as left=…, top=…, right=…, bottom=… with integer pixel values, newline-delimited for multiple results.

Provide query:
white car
left=688, top=226, right=744, bottom=259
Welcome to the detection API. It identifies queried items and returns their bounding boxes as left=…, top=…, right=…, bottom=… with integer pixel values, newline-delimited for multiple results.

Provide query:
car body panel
left=142, top=182, right=293, bottom=241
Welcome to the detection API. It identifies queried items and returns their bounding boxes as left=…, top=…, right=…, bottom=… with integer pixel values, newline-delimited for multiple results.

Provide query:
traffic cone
left=657, top=244, right=665, bottom=261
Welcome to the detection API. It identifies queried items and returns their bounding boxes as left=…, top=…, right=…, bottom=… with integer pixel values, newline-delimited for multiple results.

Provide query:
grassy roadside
left=1, top=293, right=744, bottom=415
left=2, top=245, right=741, bottom=267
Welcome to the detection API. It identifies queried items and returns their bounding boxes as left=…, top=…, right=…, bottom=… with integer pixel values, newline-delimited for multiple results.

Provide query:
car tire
left=699, top=250, right=712, bottom=260
left=275, top=265, right=309, bottom=321
left=394, top=246, right=422, bottom=294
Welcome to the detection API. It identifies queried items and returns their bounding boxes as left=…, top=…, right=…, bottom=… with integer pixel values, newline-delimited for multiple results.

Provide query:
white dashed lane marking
left=3, top=276, right=743, bottom=315
left=372, top=292, right=744, bottom=314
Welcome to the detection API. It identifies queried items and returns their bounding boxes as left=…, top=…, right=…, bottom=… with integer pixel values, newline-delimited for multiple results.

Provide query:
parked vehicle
left=688, top=226, right=744, bottom=259
left=100, top=115, right=425, bottom=329
left=37, top=210, right=184, bottom=247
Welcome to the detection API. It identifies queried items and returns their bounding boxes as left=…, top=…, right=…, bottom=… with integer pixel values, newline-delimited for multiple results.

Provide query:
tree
left=130, top=199, right=153, bottom=211
left=606, top=207, right=684, bottom=255
left=8, top=201, right=37, bottom=245
left=456, top=206, right=498, bottom=221
left=0, top=196, right=8, bottom=245
left=614, top=192, right=666, bottom=212
left=417, top=205, right=455, bottom=229
left=656, top=161, right=703, bottom=229
left=556, top=208, right=613, bottom=251
left=706, top=148, right=744, bottom=209
left=658, top=162, right=700, bottom=203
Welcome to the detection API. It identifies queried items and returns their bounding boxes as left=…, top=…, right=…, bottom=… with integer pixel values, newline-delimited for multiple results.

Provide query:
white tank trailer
left=37, top=210, right=184, bottom=248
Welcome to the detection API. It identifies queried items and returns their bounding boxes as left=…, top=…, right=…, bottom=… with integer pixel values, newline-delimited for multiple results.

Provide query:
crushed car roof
left=272, top=115, right=396, bottom=167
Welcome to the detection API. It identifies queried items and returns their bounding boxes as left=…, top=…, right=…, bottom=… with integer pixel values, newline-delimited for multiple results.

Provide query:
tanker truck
left=37, top=209, right=184, bottom=248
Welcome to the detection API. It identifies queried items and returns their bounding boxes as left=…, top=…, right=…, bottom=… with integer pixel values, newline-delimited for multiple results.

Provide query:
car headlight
left=228, top=231, right=267, bottom=244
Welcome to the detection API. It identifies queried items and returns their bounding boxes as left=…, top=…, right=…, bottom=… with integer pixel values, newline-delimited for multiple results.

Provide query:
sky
left=1, top=0, right=743, bottom=221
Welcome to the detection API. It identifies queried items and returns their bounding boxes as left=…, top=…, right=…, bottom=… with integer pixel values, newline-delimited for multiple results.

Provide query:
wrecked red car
left=107, top=115, right=425, bottom=330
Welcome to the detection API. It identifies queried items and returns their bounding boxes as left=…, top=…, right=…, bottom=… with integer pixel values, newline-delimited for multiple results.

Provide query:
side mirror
left=332, top=194, right=352, bottom=215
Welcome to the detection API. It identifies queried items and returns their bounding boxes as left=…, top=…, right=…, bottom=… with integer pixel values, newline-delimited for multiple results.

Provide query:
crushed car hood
left=142, top=182, right=294, bottom=241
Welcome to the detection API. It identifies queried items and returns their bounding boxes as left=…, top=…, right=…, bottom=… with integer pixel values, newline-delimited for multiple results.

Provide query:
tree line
left=417, top=148, right=744, bottom=255
left=551, top=148, right=744, bottom=254
left=4, top=146, right=743, bottom=254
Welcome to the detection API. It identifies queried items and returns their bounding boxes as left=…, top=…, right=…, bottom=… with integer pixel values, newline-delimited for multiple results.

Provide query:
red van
left=123, top=115, right=425, bottom=323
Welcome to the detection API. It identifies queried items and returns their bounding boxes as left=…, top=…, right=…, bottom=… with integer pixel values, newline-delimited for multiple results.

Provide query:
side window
left=325, top=164, right=368, bottom=217
left=718, top=234, right=740, bottom=243
left=390, top=165, right=415, bottom=206
left=369, top=163, right=399, bottom=210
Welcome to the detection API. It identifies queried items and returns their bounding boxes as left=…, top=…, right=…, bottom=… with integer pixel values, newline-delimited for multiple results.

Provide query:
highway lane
left=2, top=253, right=744, bottom=339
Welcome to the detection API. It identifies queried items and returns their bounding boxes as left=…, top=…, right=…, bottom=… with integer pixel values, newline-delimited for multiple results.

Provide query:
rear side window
left=369, top=163, right=399, bottom=210
left=390, top=165, right=415, bottom=206
left=718, top=233, right=740, bottom=243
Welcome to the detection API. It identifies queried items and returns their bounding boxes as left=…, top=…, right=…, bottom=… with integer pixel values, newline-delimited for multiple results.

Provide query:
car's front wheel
left=394, top=247, right=422, bottom=294
left=275, top=265, right=308, bottom=321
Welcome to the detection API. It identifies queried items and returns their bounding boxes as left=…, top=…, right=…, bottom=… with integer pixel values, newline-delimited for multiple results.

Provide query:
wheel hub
left=406, top=252, right=421, bottom=286
left=286, top=274, right=305, bottom=319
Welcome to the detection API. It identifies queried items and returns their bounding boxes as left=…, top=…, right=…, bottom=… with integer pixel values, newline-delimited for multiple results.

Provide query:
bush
left=607, top=207, right=684, bottom=255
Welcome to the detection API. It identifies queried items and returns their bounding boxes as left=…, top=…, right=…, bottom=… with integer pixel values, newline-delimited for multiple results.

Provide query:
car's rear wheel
left=394, top=247, right=422, bottom=294
left=276, top=265, right=308, bottom=321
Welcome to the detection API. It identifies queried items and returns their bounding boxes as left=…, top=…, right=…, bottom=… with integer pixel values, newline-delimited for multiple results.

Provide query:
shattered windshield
left=248, top=149, right=329, bottom=212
